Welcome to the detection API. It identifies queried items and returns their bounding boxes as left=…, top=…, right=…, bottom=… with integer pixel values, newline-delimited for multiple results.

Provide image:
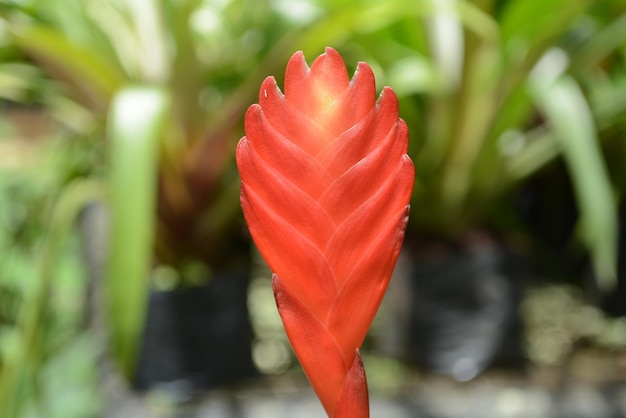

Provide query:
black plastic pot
left=406, top=235, right=526, bottom=381
left=134, top=270, right=257, bottom=394
left=79, top=203, right=257, bottom=409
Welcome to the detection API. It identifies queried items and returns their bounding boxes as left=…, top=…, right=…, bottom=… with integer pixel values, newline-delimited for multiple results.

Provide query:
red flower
left=237, top=47, right=414, bottom=417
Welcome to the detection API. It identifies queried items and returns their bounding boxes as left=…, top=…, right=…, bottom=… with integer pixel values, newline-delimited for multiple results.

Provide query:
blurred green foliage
left=0, top=0, right=625, bottom=416
left=0, top=133, right=103, bottom=417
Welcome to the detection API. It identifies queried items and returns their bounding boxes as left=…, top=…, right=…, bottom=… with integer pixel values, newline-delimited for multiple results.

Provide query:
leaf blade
left=530, top=75, right=617, bottom=290
left=105, top=86, right=170, bottom=378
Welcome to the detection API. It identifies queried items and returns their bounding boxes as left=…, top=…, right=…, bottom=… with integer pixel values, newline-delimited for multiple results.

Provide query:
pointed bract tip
left=335, top=349, right=369, bottom=418
left=324, top=46, right=340, bottom=57
left=287, top=50, right=308, bottom=69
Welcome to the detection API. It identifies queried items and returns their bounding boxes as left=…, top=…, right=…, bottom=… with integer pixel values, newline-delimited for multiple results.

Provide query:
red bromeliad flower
left=237, top=47, right=414, bottom=417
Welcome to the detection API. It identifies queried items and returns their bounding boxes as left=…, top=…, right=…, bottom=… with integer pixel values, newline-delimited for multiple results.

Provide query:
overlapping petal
left=272, top=274, right=346, bottom=415
left=237, top=47, right=415, bottom=417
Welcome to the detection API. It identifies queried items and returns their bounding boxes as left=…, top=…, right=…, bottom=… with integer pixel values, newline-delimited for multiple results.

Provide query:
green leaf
left=504, top=128, right=561, bottom=181
left=500, top=0, right=587, bottom=44
left=0, top=178, right=105, bottom=418
left=11, top=25, right=127, bottom=110
left=530, top=75, right=618, bottom=290
left=571, top=13, right=626, bottom=70
left=0, top=63, right=41, bottom=102
left=297, top=0, right=499, bottom=56
left=105, top=86, right=170, bottom=379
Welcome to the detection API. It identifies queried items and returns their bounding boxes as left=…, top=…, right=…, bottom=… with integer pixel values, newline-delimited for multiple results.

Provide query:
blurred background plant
left=0, top=0, right=625, bottom=416
left=341, top=0, right=624, bottom=288
left=329, top=0, right=626, bottom=380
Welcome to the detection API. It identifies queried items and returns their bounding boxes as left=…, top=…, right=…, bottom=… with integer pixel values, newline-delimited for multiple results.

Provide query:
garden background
left=0, top=0, right=625, bottom=416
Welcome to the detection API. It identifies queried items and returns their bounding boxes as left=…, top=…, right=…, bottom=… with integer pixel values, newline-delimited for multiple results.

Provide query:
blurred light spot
left=386, top=56, right=442, bottom=96
left=599, top=317, right=626, bottom=347
left=271, top=0, right=323, bottom=25
left=451, top=357, right=479, bottom=382
left=494, top=389, right=526, bottom=417
left=577, top=305, right=604, bottom=338
left=427, top=5, right=463, bottom=88
left=247, top=276, right=284, bottom=338
left=191, top=7, right=222, bottom=35
left=252, top=339, right=291, bottom=374
left=152, top=265, right=179, bottom=291
left=498, top=130, right=526, bottom=157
